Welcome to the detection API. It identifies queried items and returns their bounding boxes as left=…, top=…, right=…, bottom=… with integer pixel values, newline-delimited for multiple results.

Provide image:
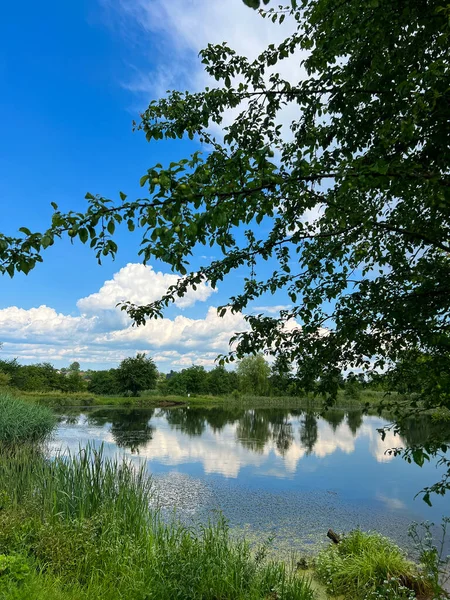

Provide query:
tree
left=69, top=361, right=80, bottom=373
left=87, top=369, right=118, bottom=395
left=178, top=365, right=208, bottom=395
left=1, top=1, right=449, bottom=490
left=166, top=371, right=187, bottom=396
left=65, top=371, right=87, bottom=393
left=270, top=355, right=293, bottom=396
left=207, top=365, right=239, bottom=396
left=237, top=354, right=271, bottom=396
left=116, top=353, right=158, bottom=397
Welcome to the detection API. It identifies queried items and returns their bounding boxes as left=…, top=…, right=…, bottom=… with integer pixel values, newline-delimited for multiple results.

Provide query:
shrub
left=0, top=554, right=30, bottom=588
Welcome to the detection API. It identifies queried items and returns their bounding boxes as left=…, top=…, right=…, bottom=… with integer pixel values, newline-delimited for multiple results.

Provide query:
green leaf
left=412, top=449, right=425, bottom=467
left=78, top=228, right=89, bottom=244
left=41, top=235, right=53, bottom=249
left=422, top=492, right=432, bottom=507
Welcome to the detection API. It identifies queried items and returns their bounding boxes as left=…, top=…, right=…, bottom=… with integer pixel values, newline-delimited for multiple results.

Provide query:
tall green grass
left=315, top=529, right=430, bottom=599
left=0, top=445, right=314, bottom=600
left=0, top=393, right=56, bottom=445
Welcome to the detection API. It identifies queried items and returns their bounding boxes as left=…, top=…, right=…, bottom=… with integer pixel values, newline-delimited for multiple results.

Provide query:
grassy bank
left=8, top=386, right=392, bottom=410
left=0, top=445, right=315, bottom=600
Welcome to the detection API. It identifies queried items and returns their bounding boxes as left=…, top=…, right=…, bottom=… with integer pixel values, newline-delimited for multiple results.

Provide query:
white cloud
left=77, top=263, right=215, bottom=316
left=252, top=304, right=292, bottom=314
left=100, top=0, right=307, bottom=142
left=0, top=306, right=96, bottom=341
left=95, top=305, right=248, bottom=352
left=0, top=263, right=249, bottom=370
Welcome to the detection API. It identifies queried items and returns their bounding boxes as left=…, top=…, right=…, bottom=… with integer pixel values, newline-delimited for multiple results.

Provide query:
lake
left=52, top=405, right=450, bottom=556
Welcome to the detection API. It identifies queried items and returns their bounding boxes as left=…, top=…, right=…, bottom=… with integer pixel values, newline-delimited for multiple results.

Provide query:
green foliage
left=0, top=359, right=86, bottom=393
left=270, top=355, right=296, bottom=396
left=86, top=369, right=118, bottom=395
left=207, top=365, right=239, bottom=395
left=170, top=364, right=208, bottom=395
left=2, top=0, right=448, bottom=409
left=116, top=353, right=158, bottom=397
left=0, top=445, right=315, bottom=600
left=344, top=381, right=361, bottom=402
left=0, top=371, right=11, bottom=387
left=22, top=390, right=96, bottom=407
left=237, top=354, right=271, bottom=395
left=315, top=530, right=428, bottom=600
left=0, top=554, right=30, bottom=588
left=164, top=365, right=239, bottom=396
left=408, top=518, right=450, bottom=599
left=0, top=394, right=56, bottom=445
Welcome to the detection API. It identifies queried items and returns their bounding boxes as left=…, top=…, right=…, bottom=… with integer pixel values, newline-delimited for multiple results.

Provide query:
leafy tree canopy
left=116, top=353, right=158, bottom=397
left=237, top=354, right=271, bottom=396
left=1, top=1, right=449, bottom=415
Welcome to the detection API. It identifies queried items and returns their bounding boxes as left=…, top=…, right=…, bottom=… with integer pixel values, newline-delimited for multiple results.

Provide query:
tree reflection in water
left=88, top=409, right=155, bottom=453
left=82, top=406, right=450, bottom=459
left=321, top=408, right=346, bottom=432
left=347, top=410, right=364, bottom=436
left=300, top=412, right=318, bottom=455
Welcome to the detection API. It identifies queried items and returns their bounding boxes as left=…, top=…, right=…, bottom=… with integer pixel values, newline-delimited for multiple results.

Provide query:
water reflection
left=87, top=409, right=155, bottom=453
left=55, top=406, right=450, bottom=476
left=300, top=413, right=318, bottom=455
left=54, top=406, right=450, bottom=555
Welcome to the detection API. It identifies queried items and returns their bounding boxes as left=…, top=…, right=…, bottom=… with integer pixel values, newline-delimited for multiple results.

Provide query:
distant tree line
left=0, top=351, right=388, bottom=398
left=0, top=359, right=87, bottom=393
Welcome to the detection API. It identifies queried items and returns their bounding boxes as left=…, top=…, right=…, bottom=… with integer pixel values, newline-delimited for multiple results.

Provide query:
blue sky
left=0, top=0, right=300, bottom=371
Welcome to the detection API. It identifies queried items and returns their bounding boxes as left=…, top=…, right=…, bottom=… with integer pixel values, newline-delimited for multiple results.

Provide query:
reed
left=0, top=445, right=314, bottom=600
left=0, top=393, right=56, bottom=445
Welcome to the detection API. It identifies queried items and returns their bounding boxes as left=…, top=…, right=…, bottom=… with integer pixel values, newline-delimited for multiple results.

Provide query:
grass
left=0, top=393, right=56, bottom=445
left=314, top=529, right=431, bottom=599
left=15, top=389, right=190, bottom=407
left=0, top=444, right=315, bottom=600
left=10, top=386, right=392, bottom=410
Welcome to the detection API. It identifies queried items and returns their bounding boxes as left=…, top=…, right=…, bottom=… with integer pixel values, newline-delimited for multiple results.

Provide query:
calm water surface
left=52, top=406, right=450, bottom=554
